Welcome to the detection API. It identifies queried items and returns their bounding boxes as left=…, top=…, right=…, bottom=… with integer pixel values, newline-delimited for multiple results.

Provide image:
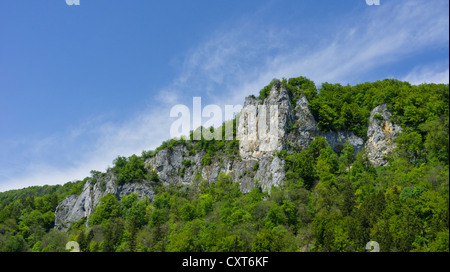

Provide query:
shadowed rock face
left=55, top=84, right=401, bottom=230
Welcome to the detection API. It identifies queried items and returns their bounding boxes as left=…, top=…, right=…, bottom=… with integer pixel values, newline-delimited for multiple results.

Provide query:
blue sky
left=0, top=0, right=448, bottom=192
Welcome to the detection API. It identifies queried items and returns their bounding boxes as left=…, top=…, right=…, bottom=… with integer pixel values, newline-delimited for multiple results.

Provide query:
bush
left=113, top=155, right=148, bottom=185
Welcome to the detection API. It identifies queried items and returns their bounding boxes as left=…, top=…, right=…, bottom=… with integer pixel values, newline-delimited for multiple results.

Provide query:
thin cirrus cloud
left=172, top=0, right=448, bottom=110
left=1, top=0, right=448, bottom=192
left=0, top=107, right=172, bottom=192
left=402, top=63, right=449, bottom=85
left=222, top=0, right=448, bottom=103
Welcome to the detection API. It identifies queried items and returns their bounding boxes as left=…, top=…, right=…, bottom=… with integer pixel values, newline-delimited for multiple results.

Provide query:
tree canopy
left=0, top=77, right=448, bottom=252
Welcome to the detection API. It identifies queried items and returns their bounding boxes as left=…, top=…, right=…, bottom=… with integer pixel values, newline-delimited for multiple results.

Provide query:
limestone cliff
left=237, top=81, right=294, bottom=159
left=145, top=145, right=284, bottom=194
left=54, top=82, right=401, bottom=230
left=55, top=173, right=155, bottom=230
left=365, top=104, right=402, bottom=167
left=238, top=83, right=365, bottom=157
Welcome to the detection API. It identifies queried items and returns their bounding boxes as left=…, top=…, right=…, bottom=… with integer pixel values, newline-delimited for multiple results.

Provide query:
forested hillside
left=0, top=77, right=448, bottom=252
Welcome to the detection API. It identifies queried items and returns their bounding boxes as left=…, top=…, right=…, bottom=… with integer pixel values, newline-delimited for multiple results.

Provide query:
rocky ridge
left=55, top=173, right=155, bottom=230
left=54, top=82, right=401, bottom=230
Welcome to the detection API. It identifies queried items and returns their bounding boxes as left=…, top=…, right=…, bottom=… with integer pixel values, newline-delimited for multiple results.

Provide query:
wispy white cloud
left=1, top=0, right=448, bottom=192
left=0, top=105, right=172, bottom=192
left=171, top=0, right=449, bottom=108
left=402, top=64, right=449, bottom=85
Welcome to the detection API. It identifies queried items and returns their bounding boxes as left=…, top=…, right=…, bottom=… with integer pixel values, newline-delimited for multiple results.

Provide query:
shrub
left=113, top=155, right=148, bottom=185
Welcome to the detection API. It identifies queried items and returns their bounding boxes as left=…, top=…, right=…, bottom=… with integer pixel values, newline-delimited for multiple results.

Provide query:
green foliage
left=113, top=155, right=149, bottom=185
left=283, top=137, right=334, bottom=190
left=121, top=193, right=149, bottom=229
left=68, top=179, right=88, bottom=195
left=396, top=130, right=424, bottom=163
left=201, top=153, right=212, bottom=167
left=152, top=192, right=171, bottom=209
left=258, top=76, right=317, bottom=106
left=300, top=79, right=448, bottom=141
left=148, top=208, right=169, bottom=228
left=339, top=142, right=356, bottom=171
left=0, top=182, right=80, bottom=252
left=180, top=203, right=196, bottom=221
left=251, top=229, right=276, bottom=252
left=89, top=194, right=122, bottom=225
left=0, top=77, right=448, bottom=252
left=251, top=226, right=298, bottom=252
left=182, top=159, right=192, bottom=168
left=148, top=170, right=159, bottom=182
left=214, top=173, right=241, bottom=201
left=373, top=113, right=384, bottom=121
left=196, top=194, right=214, bottom=217
left=420, top=116, right=449, bottom=164
left=258, top=79, right=279, bottom=100
left=286, top=76, right=317, bottom=103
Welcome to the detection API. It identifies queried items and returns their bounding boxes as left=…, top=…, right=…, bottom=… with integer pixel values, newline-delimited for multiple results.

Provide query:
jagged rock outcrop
left=365, top=104, right=402, bottom=167
left=145, top=145, right=284, bottom=194
left=55, top=173, right=154, bottom=230
left=56, top=144, right=285, bottom=229
left=291, top=94, right=320, bottom=150
left=238, top=83, right=364, bottom=156
left=237, top=82, right=294, bottom=159
left=291, top=96, right=364, bottom=153
left=55, top=83, right=401, bottom=230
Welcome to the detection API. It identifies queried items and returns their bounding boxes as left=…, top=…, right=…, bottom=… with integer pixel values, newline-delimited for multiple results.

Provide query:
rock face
left=54, top=83, right=401, bottom=230
left=145, top=145, right=284, bottom=194
left=289, top=94, right=364, bottom=154
left=321, top=130, right=364, bottom=154
left=238, top=83, right=365, bottom=156
left=237, top=82, right=294, bottom=159
left=55, top=173, right=154, bottom=230
left=291, top=94, right=320, bottom=150
left=365, top=104, right=402, bottom=167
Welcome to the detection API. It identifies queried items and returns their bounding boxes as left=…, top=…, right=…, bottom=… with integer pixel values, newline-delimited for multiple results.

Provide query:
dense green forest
left=0, top=77, right=448, bottom=252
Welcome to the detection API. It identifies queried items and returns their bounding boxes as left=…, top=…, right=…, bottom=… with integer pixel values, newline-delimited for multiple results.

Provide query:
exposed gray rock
left=255, top=156, right=285, bottom=192
left=55, top=173, right=154, bottom=230
left=321, top=130, right=364, bottom=154
left=286, top=93, right=364, bottom=154
left=237, top=83, right=294, bottom=159
left=55, top=84, right=402, bottom=231
left=151, top=146, right=186, bottom=182
left=54, top=195, right=82, bottom=231
left=292, top=94, right=320, bottom=150
left=145, top=144, right=283, bottom=194
left=365, top=104, right=402, bottom=167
